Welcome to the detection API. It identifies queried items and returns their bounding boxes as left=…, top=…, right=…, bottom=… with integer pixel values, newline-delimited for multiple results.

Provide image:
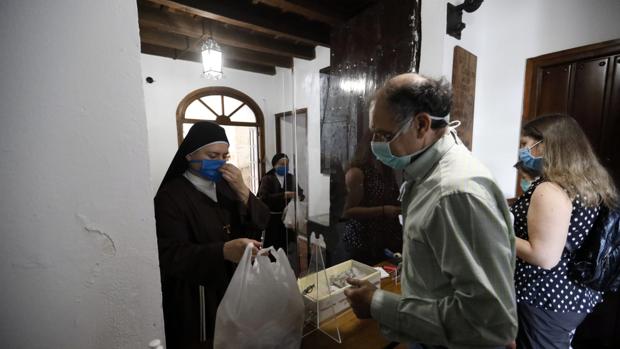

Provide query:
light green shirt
left=371, top=130, right=517, bottom=348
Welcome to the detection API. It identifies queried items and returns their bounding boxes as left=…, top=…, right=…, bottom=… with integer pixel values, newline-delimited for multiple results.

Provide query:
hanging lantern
left=201, top=37, right=223, bottom=80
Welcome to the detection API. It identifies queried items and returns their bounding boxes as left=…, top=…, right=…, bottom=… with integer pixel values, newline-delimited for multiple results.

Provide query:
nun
left=154, top=121, right=269, bottom=349
left=257, top=153, right=305, bottom=252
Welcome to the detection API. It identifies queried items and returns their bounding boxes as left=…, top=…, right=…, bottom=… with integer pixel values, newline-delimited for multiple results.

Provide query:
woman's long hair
left=522, top=114, right=617, bottom=207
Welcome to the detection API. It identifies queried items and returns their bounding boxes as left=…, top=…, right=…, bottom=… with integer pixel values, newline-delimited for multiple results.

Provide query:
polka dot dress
left=343, top=165, right=401, bottom=251
left=511, top=178, right=603, bottom=313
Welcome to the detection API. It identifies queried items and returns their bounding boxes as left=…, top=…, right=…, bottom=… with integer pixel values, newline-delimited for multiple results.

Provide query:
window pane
left=182, top=123, right=193, bottom=138
left=185, top=100, right=216, bottom=120
left=229, top=105, right=256, bottom=123
left=201, top=95, right=222, bottom=116
left=223, top=96, right=243, bottom=116
left=222, top=125, right=259, bottom=193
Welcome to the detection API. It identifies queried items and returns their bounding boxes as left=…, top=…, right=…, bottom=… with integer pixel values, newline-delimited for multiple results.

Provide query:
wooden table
left=300, top=263, right=407, bottom=349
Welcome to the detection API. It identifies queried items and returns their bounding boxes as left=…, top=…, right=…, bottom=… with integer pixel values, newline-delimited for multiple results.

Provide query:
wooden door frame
left=274, top=108, right=308, bottom=154
left=517, top=38, right=620, bottom=195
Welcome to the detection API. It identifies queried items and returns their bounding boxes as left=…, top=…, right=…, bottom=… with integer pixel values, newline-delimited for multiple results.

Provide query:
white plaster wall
left=141, top=54, right=293, bottom=194
left=0, top=1, right=164, bottom=349
left=421, top=0, right=620, bottom=197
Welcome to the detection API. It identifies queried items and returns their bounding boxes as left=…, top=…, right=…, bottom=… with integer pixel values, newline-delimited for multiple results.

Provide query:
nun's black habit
left=154, top=121, right=269, bottom=349
left=257, top=153, right=305, bottom=251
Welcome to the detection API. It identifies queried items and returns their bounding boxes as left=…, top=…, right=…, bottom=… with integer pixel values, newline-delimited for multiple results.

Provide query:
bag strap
left=256, top=246, right=280, bottom=262
left=239, top=242, right=256, bottom=267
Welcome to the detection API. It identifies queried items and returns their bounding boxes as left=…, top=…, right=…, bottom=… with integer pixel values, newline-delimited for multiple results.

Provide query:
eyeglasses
left=527, top=140, right=543, bottom=150
left=372, top=118, right=413, bottom=143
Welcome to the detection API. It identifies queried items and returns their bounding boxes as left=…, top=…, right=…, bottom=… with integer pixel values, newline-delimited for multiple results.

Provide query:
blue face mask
left=190, top=159, right=226, bottom=182
left=371, top=142, right=415, bottom=170
left=371, top=118, right=434, bottom=170
left=518, top=140, right=543, bottom=173
left=275, top=166, right=288, bottom=176
left=520, top=178, right=532, bottom=192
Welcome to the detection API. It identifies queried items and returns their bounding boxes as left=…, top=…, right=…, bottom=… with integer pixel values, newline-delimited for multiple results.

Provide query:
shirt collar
left=403, top=129, right=460, bottom=184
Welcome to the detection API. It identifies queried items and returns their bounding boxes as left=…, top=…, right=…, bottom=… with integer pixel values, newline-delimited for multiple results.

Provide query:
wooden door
left=570, top=56, right=610, bottom=152
left=524, top=39, right=620, bottom=187
left=536, top=63, right=572, bottom=115
left=601, top=55, right=620, bottom=189
left=522, top=39, right=620, bottom=349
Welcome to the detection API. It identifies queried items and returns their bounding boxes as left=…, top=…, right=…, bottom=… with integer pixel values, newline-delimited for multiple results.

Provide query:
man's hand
left=220, top=163, right=250, bottom=203
left=343, top=278, right=377, bottom=319
left=284, top=191, right=296, bottom=199
left=223, top=238, right=260, bottom=263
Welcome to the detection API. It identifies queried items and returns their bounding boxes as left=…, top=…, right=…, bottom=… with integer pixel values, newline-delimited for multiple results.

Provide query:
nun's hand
left=220, top=163, right=250, bottom=203
left=223, top=238, right=260, bottom=263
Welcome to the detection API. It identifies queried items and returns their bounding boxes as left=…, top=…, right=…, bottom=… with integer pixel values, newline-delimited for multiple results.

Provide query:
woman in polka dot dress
left=510, top=114, right=618, bottom=349
left=343, top=131, right=402, bottom=265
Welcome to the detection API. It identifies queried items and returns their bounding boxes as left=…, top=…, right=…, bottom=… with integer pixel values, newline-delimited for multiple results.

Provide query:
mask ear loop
left=448, top=120, right=461, bottom=129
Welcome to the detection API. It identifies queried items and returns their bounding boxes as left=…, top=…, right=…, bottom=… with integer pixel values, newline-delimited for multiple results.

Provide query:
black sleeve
left=233, top=192, right=270, bottom=240
left=154, top=191, right=227, bottom=282
left=258, top=175, right=285, bottom=207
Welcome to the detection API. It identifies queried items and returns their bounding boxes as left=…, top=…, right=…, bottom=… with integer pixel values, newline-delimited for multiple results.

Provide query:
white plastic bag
left=213, top=244, right=305, bottom=349
left=282, top=200, right=307, bottom=232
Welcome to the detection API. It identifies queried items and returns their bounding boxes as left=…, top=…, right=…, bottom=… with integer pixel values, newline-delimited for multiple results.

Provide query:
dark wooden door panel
left=602, top=55, right=620, bottom=189
left=536, top=64, right=571, bottom=115
left=570, top=57, right=610, bottom=152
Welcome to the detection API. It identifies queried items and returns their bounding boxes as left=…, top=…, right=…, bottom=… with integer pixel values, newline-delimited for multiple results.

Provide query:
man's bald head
left=374, top=73, right=451, bottom=129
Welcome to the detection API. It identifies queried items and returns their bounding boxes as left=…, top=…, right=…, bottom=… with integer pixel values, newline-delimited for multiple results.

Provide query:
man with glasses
left=344, top=73, right=517, bottom=349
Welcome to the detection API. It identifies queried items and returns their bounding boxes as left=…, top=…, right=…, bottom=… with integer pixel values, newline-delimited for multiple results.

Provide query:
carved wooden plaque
left=451, top=46, right=477, bottom=150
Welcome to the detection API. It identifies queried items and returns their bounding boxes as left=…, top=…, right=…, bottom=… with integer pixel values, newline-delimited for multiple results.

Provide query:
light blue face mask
left=520, top=178, right=532, bottom=192
left=518, top=140, right=543, bottom=173
left=370, top=114, right=449, bottom=170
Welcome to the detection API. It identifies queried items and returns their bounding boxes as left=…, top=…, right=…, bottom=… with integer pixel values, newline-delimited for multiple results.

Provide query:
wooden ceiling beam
left=138, top=3, right=315, bottom=60
left=251, top=0, right=345, bottom=25
left=145, top=0, right=330, bottom=46
left=141, top=43, right=277, bottom=75
left=221, top=45, right=293, bottom=68
left=140, top=28, right=293, bottom=68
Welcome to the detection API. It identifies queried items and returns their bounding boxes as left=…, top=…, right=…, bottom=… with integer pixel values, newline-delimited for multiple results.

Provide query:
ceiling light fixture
left=201, top=23, right=223, bottom=79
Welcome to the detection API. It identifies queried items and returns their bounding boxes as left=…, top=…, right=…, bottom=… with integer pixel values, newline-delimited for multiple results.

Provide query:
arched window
left=177, top=87, right=265, bottom=193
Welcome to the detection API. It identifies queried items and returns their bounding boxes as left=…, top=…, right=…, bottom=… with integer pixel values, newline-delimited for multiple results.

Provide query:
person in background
left=510, top=114, right=618, bottom=349
left=154, top=121, right=270, bottom=349
left=258, top=153, right=305, bottom=252
left=343, top=130, right=402, bottom=265
left=344, top=73, right=517, bottom=348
